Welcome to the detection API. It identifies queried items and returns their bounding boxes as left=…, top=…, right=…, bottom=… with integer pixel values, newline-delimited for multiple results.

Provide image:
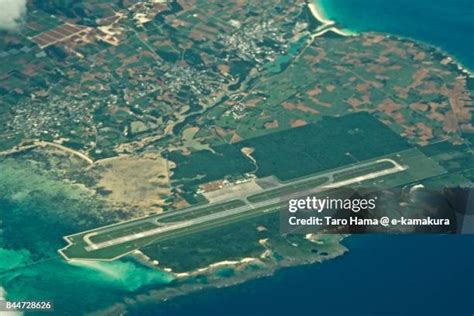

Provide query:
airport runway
left=76, top=158, right=405, bottom=252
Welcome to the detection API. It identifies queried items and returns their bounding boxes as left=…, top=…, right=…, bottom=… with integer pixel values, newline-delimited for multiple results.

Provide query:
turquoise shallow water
left=1, top=1, right=473, bottom=314
left=316, top=0, right=474, bottom=71
left=0, top=159, right=175, bottom=315
left=0, top=248, right=174, bottom=315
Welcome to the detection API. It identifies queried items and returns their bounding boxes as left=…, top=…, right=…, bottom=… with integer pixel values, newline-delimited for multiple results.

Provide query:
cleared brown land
left=31, top=23, right=89, bottom=48
left=94, top=154, right=171, bottom=213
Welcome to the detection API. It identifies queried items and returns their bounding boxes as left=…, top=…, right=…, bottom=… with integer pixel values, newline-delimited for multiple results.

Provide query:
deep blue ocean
left=317, top=0, right=474, bottom=71
left=129, top=1, right=474, bottom=315
left=130, top=235, right=474, bottom=316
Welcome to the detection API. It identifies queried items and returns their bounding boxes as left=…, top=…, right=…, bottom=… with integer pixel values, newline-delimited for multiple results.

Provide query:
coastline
left=308, top=1, right=334, bottom=26
left=92, top=235, right=349, bottom=314
left=1, top=2, right=472, bottom=315
left=307, top=1, right=354, bottom=37
left=128, top=236, right=474, bottom=316
left=107, top=26, right=471, bottom=313
left=382, top=33, right=473, bottom=77
left=311, top=0, right=473, bottom=74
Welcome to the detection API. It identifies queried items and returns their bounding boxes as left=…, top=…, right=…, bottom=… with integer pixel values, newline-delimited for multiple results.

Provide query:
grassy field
left=60, top=201, right=285, bottom=261
left=247, top=176, right=329, bottom=203
left=158, top=200, right=246, bottom=223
